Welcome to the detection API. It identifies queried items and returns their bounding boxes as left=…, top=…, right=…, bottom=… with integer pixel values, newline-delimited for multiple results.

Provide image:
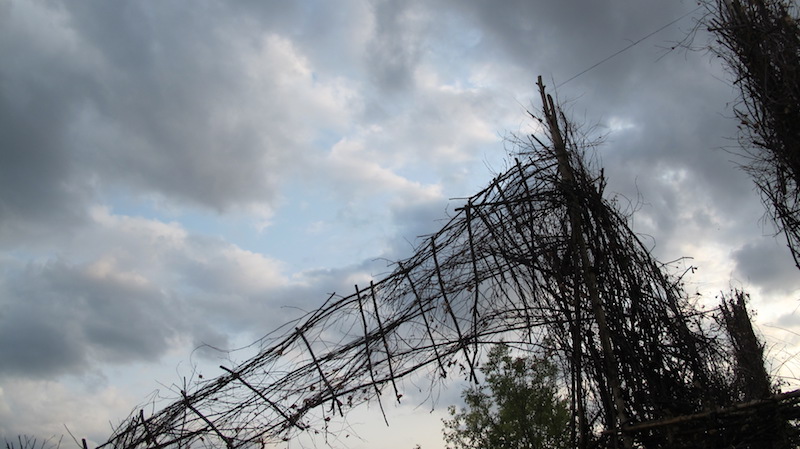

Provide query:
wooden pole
left=537, top=76, right=631, bottom=449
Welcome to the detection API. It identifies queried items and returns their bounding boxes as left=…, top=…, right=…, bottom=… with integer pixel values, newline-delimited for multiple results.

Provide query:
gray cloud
left=0, top=204, right=392, bottom=380
left=364, top=1, right=427, bottom=93
left=63, top=2, right=301, bottom=211
left=2, top=0, right=799, bottom=444
left=733, top=239, right=800, bottom=294
left=0, top=3, right=96, bottom=244
left=0, top=259, right=177, bottom=377
left=0, top=0, right=362, bottom=229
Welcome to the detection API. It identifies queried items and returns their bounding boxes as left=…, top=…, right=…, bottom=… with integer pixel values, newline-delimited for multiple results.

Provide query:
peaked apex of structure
left=100, top=78, right=798, bottom=449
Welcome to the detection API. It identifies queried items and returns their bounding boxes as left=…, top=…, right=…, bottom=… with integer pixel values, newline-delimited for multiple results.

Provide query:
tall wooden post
left=537, top=76, right=632, bottom=449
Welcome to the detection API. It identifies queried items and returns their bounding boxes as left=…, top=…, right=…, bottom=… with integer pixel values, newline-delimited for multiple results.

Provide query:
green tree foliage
left=442, top=344, right=570, bottom=449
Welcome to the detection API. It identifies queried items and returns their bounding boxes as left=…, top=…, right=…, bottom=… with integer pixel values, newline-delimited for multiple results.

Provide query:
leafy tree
left=442, top=344, right=570, bottom=449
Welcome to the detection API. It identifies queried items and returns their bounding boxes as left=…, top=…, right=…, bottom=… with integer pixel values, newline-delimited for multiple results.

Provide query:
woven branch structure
left=706, top=0, right=800, bottom=270
left=99, top=79, right=798, bottom=449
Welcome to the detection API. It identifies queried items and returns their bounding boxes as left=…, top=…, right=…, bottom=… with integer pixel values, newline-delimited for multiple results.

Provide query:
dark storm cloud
left=0, top=259, right=178, bottom=377
left=0, top=224, right=348, bottom=378
left=433, top=0, right=651, bottom=79
left=592, top=74, right=756, bottom=248
left=0, top=0, right=357, bottom=229
left=60, top=1, right=297, bottom=211
left=433, top=0, right=764, bottom=256
left=0, top=3, right=96, bottom=243
left=733, top=239, right=800, bottom=294
left=0, top=87, right=89, bottom=243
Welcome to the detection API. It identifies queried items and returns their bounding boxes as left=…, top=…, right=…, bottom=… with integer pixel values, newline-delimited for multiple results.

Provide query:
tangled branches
left=99, top=79, right=794, bottom=449
left=706, top=0, right=800, bottom=269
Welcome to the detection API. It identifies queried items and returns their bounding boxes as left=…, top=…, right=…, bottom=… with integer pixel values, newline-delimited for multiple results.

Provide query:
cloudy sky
left=2, top=1, right=800, bottom=448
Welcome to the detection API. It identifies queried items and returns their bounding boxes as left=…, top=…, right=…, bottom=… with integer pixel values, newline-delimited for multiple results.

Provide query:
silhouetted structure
left=98, top=78, right=799, bottom=449
left=707, top=0, right=800, bottom=270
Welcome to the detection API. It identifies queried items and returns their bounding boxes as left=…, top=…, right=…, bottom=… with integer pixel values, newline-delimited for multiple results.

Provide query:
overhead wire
left=557, top=5, right=703, bottom=88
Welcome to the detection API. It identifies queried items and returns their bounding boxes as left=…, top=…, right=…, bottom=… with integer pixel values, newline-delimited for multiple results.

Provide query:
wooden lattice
left=98, top=78, right=798, bottom=449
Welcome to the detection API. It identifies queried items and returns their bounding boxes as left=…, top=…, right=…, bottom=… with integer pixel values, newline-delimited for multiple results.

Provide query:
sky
left=2, top=1, right=800, bottom=448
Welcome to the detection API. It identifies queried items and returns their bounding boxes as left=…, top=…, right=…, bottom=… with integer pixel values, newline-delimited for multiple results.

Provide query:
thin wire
left=557, top=5, right=703, bottom=88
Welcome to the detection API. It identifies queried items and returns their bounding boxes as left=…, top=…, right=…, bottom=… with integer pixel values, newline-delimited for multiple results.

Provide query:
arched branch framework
left=99, top=79, right=797, bottom=449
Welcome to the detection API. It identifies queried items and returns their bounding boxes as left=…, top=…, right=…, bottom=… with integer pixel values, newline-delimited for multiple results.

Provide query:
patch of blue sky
left=98, top=169, right=401, bottom=280
left=265, top=183, right=397, bottom=272
left=424, top=14, right=484, bottom=81
left=2, top=248, right=54, bottom=266
left=98, top=189, right=281, bottom=263
left=311, top=126, right=346, bottom=151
